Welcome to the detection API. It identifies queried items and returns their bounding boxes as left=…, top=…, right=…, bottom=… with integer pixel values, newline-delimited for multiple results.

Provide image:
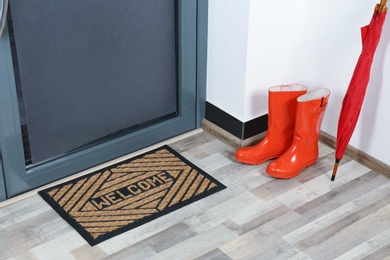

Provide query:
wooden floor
left=1, top=130, right=390, bottom=260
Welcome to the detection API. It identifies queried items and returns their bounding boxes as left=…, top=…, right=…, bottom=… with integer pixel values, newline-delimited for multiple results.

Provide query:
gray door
left=0, top=155, right=5, bottom=201
left=0, top=0, right=205, bottom=200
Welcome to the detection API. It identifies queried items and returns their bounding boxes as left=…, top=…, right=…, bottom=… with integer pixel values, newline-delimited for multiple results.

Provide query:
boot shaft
left=294, top=89, right=331, bottom=143
left=267, top=84, right=307, bottom=135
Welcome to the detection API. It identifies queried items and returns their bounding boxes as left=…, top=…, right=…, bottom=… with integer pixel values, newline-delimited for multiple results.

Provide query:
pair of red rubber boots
left=235, top=84, right=331, bottom=179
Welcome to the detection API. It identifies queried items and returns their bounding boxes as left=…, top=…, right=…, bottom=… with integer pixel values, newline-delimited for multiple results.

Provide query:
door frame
left=0, top=0, right=208, bottom=200
left=0, top=154, right=6, bottom=201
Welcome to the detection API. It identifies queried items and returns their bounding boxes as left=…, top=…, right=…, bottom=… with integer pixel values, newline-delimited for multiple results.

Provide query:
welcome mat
left=38, top=145, right=226, bottom=246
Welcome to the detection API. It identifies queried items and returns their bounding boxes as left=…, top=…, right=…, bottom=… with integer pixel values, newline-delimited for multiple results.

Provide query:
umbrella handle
left=378, top=0, right=387, bottom=13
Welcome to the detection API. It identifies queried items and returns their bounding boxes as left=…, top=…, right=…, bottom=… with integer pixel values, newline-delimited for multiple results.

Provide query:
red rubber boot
left=266, top=88, right=331, bottom=178
left=235, top=84, right=307, bottom=165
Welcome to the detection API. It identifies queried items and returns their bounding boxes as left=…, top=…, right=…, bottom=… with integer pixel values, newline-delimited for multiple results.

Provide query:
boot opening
left=297, top=88, right=330, bottom=102
left=269, top=84, right=307, bottom=92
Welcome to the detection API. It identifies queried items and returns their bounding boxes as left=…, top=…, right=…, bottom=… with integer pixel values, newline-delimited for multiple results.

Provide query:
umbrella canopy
left=332, top=0, right=387, bottom=181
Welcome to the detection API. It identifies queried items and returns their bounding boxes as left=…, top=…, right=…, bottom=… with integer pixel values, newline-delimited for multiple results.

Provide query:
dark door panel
left=0, top=0, right=199, bottom=199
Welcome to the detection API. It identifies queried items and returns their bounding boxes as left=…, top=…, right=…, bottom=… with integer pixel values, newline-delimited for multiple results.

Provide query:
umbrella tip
left=331, top=159, right=340, bottom=181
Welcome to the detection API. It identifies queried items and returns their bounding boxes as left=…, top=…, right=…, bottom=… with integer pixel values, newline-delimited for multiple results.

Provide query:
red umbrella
left=332, top=0, right=387, bottom=181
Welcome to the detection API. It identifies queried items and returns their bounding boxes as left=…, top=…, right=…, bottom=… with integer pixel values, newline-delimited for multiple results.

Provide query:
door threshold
left=0, top=128, right=204, bottom=208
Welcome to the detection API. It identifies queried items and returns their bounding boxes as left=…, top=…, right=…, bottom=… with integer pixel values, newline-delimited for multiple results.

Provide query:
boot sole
left=268, top=159, right=317, bottom=179
left=235, top=155, right=280, bottom=165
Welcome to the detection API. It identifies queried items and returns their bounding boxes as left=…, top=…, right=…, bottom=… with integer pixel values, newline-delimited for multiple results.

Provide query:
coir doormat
left=38, top=145, right=226, bottom=246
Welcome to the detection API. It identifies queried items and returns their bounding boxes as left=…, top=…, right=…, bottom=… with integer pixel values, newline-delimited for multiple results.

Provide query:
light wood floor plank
left=195, top=248, right=232, bottom=260
left=148, top=224, right=238, bottom=260
left=282, top=177, right=390, bottom=245
left=274, top=160, right=371, bottom=209
left=1, top=131, right=389, bottom=259
left=334, top=226, right=390, bottom=260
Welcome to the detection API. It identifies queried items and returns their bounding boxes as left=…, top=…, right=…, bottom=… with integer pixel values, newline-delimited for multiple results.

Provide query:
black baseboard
left=205, top=102, right=268, bottom=140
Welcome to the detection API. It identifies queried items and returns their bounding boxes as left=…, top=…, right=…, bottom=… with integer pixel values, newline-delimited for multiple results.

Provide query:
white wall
left=245, top=1, right=306, bottom=121
left=207, top=0, right=250, bottom=120
left=207, top=0, right=306, bottom=121
left=207, top=0, right=390, bottom=165
left=300, top=0, right=390, bottom=165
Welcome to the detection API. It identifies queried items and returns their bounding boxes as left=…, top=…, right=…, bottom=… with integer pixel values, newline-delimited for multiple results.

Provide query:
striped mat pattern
left=39, top=145, right=226, bottom=246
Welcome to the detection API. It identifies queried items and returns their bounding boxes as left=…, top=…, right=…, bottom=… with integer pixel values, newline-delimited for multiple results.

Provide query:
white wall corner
left=206, top=0, right=250, bottom=121
left=243, top=0, right=307, bottom=121
left=206, top=0, right=390, bottom=165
